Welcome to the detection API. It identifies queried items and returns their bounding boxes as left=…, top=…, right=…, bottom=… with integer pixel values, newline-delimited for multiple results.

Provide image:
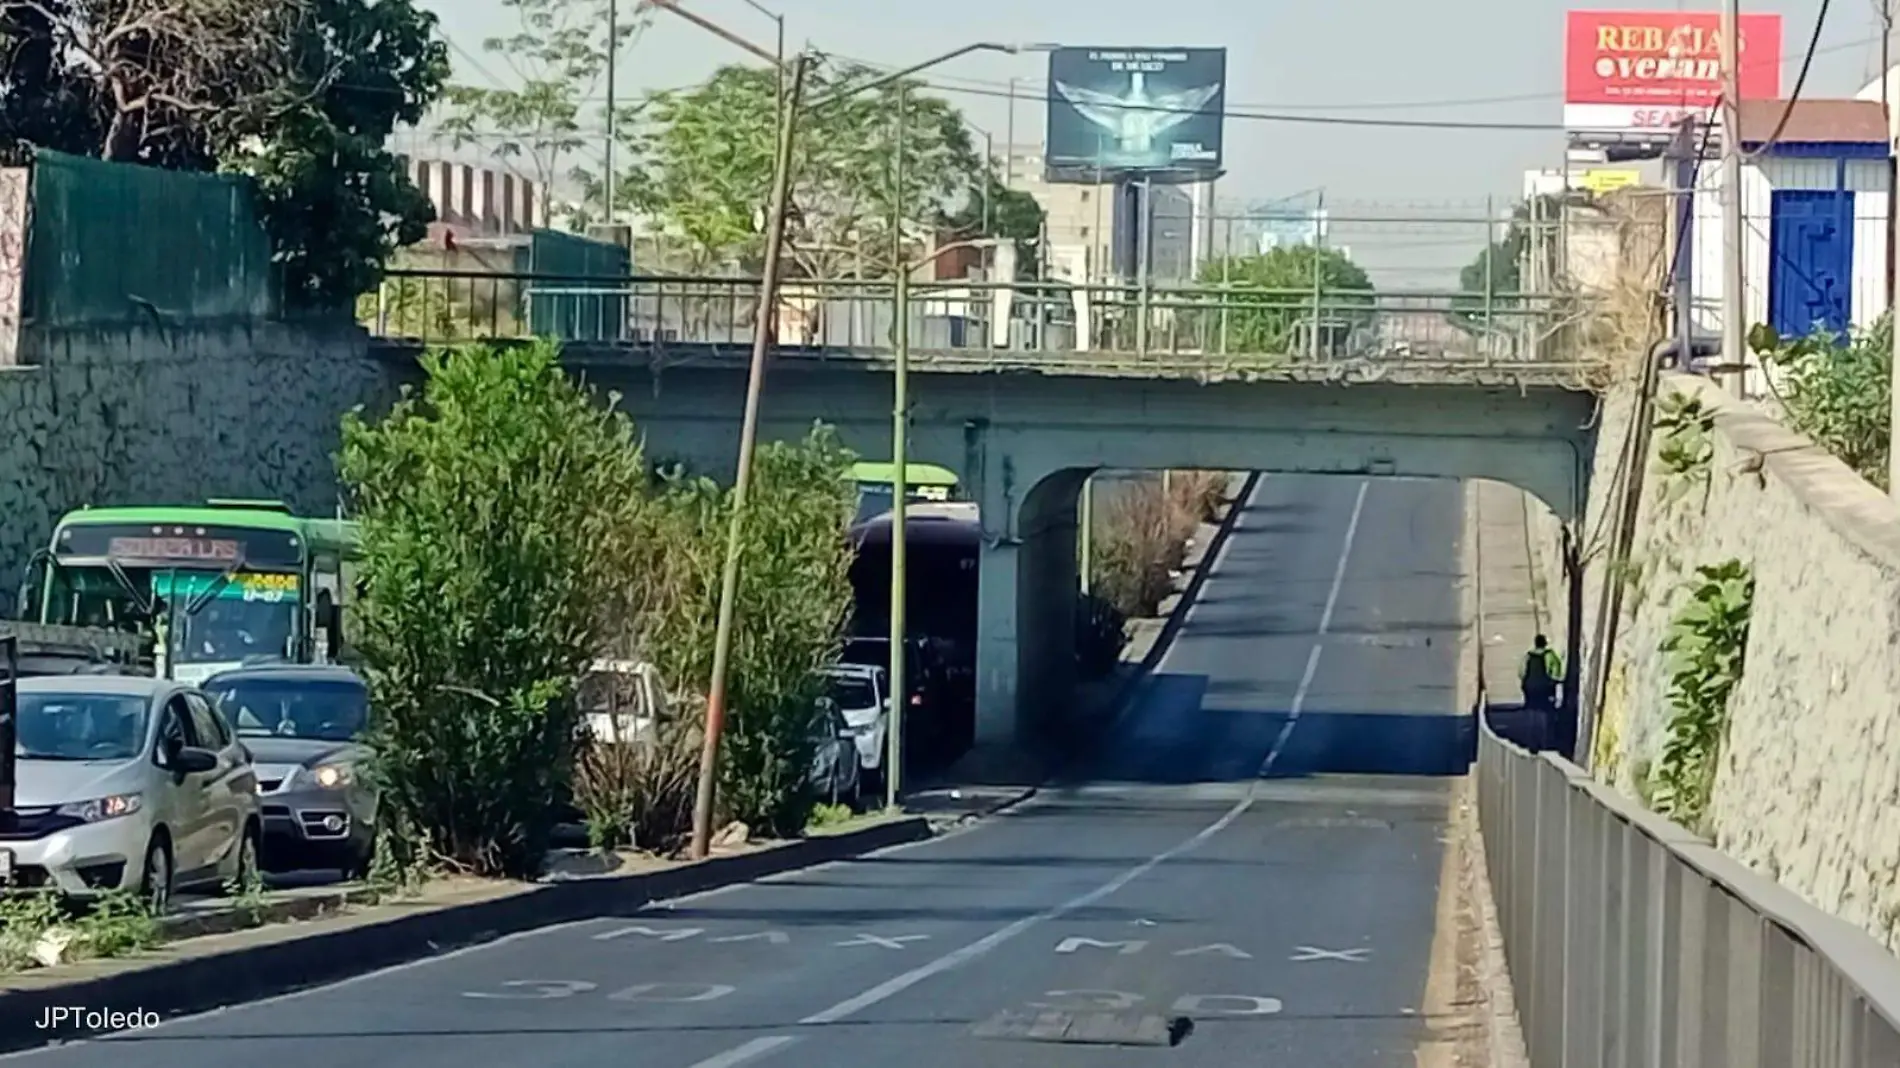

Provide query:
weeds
left=0, top=889, right=163, bottom=972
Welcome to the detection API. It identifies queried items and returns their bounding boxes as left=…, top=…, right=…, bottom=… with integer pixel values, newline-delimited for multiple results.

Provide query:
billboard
left=1045, top=48, right=1226, bottom=181
left=1563, top=10, right=1782, bottom=134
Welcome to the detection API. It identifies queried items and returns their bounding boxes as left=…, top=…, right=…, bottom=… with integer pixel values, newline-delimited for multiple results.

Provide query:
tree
left=0, top=0, right=449, bottom=308
left=633, top=427, right=857, bottom=836
left=339, top=339, right=650, bottom=877
left=436, top=0, right=645, bottom=226
left=940, top=173, right=1047, bottom=278
left=1450, top=194, right=1563, bottom=336
left=634, top=62, right=990, bottom=278
left=1195, top=246, right=1376, bottom=355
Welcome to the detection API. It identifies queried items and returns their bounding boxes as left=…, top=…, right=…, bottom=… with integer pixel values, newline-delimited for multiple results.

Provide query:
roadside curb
left=0, top=816, right=932, bottom=1053
left=916, top=783, right=1039, bottom=830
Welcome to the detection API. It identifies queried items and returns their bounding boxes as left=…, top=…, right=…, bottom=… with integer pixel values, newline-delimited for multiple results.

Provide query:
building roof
left=1733, top=99, right=1888, bottom=146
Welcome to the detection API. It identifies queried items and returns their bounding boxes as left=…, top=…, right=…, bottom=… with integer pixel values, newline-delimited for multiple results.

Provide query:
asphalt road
left=8, top=474, right=1469, bottom=1067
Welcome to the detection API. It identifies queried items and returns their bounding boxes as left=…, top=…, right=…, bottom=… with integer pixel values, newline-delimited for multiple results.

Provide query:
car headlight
left=308, top=763, right=355, bottom=789
left=56, top=793, right=143, bottom=823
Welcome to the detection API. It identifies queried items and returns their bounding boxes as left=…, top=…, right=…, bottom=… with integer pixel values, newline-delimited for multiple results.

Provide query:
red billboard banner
left=1564, top=10, right=1782, bottom=121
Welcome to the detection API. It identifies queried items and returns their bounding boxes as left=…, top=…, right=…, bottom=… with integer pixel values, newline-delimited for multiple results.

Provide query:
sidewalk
left=1470, top=480, right=1556, bottom=750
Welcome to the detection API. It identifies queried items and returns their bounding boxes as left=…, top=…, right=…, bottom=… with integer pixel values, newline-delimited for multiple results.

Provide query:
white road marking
left=796, top=792, right=1253, bottom=1025
left=1175, top=942, right=1252, bottom=959
left=1171, top=994, right=1284, bottom=1016
left=595, top=924, right=702, bottom=942
left=710, top=930, right=791, bottom=945
left=1290, top=945, right=1371, bottom=962
left=835, top=933, right=930, bottom=949
left=1262, top=478, right=1371, bottom=773
left=684, top=1036, right=799, bottom=1068
left=461, top=980, right=596, bottom=999
left=1054, top=936, right=1147, bottom=954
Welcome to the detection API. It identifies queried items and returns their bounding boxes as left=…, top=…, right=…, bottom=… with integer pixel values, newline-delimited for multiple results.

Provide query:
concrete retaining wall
left=0, top=323, right=391, bottom=603
left=1518, top=372, right=1900, bottom=948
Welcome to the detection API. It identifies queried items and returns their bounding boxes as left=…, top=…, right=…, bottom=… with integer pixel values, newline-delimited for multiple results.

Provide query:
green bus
left=17, top=500, right=361, bottom=683
left=849, top=462, right=960, bottom=524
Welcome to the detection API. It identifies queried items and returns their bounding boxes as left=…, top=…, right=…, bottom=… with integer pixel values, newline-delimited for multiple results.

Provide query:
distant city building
left=398, top=156, right=547, bottom=242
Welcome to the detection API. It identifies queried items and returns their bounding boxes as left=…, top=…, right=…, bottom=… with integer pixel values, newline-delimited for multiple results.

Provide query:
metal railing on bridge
left=1476, top=723, right=1900, bottom=1065
left=365, top=270, right=1603, bottom=379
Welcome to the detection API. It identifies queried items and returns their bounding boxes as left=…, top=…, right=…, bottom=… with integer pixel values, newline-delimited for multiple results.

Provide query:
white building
left=1689, top=98, right=1890, bottom=381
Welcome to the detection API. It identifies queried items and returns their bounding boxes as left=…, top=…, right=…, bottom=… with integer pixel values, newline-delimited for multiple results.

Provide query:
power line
left=1746, top=0, right=1835, bottom=157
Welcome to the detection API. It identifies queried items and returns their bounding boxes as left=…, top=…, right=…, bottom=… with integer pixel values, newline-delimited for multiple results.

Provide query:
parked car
left=822, top=663, right=889, bottom=788
left=809, top=698, right=861, bottom=807
left=840, top=636, right=955, bottom=767
left=578, top=658, right=672, bottom=744
left=203, top=664, right=376, bottom=878
left=2, top=674, right=261, bottom=911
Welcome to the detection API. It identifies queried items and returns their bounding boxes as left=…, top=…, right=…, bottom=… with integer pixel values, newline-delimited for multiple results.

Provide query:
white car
left=4, top=674, right=262, bottom=911
left=822, top=663, right=889, bottom=787
left=579, top=659, right=671, bottom=744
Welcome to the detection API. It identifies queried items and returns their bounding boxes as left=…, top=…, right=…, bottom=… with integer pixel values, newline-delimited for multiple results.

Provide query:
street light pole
left=690, top=55, right=811, bottom=860
left=885, top=238, right=991, bottom=809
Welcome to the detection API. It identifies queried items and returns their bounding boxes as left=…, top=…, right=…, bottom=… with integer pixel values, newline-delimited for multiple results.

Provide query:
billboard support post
left=1136, top=175, right=1152, bottom=357
left=1309, top=189, right=1326, bottom=361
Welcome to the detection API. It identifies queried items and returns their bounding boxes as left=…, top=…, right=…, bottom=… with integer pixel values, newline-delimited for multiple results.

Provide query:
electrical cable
left=1744, top=0, right=1835, bottom=158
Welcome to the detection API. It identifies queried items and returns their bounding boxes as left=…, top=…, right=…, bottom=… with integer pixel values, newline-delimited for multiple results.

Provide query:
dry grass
left=1092, top=471, right=1230, bottom=619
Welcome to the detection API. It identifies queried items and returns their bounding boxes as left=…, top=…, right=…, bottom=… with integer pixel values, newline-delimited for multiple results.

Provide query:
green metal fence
left=523, top=230, right=628, bottom=341
left=23, top=149, right=277, bottom=328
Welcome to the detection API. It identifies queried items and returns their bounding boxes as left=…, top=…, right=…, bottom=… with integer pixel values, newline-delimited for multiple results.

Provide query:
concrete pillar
left=975, top=540, right=1020, bottom=748
left=1017, top=473, right=1082, bottom=749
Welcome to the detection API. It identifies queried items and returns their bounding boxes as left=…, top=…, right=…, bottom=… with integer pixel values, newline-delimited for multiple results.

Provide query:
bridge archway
left=578, top=360, right=1598, bottom=760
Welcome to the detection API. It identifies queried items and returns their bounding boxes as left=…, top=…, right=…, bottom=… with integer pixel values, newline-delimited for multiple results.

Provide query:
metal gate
left=1768, top=188, right=1855, bottom=339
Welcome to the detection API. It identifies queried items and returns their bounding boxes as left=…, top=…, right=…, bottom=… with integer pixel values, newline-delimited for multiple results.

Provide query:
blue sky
left=409, top=0, right=1890, bottom=279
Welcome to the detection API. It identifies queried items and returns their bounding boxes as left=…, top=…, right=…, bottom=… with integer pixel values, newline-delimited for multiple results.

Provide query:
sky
left=406, top=0, right=1894, bottom=281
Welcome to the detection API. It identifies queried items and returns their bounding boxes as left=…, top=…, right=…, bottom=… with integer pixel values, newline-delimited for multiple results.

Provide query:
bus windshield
left=40, top=565, right=301, bottom=664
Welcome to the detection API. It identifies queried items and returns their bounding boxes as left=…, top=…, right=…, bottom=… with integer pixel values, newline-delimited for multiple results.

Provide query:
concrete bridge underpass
left=411, top=349, right=1601, bottom=758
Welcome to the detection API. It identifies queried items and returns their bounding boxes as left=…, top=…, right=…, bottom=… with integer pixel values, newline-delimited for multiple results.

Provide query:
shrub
left=1752, top=315, right=1890, bottom=489
left=1091, top=475, right=1202, bottom=618
left=1075, top=592, right=1129, bottom=679
left=633, top=425, right=859, bottom=838
left=1168, top=470, right=1229, bottom=524
left=339, top=339, right=649, bottom=878
left=572, top=726, right=702, bottom=855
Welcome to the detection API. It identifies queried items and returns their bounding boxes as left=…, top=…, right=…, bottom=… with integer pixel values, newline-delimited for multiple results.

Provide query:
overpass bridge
left=369, top=269, right=1602, bottom=756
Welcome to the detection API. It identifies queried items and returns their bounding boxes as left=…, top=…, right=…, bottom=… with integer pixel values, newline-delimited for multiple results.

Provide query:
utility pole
left=603, top=0, right=618, bottom=229
left=887, top=82, right=908, bottom=809
left=689, top=56, right=811, bottom=860
left=1719, top=0, right=1747, bottom=396
left=1889, top=55, right=1900, bottom=497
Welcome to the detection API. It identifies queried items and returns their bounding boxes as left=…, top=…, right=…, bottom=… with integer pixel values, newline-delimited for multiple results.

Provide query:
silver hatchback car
left=2, top=674, right=262, bottom=910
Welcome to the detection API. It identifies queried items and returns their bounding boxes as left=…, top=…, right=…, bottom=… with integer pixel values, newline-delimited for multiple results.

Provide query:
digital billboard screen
left=1045, top=47, right=1226, bottom=181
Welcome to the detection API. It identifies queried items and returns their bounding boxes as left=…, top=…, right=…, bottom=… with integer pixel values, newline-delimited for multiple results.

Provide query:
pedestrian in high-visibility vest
left=1520, top=634, right=1562, bottom=712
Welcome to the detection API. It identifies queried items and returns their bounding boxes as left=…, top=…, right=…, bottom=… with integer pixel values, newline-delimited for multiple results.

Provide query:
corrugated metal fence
left=22, top=149, right=277, bottom=328
left=1475, top=724, right=1900, bottom=1065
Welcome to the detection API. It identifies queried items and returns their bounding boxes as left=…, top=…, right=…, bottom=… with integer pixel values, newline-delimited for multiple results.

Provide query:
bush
left=339, top=339, right=649, bottom=878
left=1753, top=315, right=1890, bottom=488
left=1090, top=474, right=1212, bottom=619
left=572, top=726, right=702, bottom=854
left=1075, top=592, right=1129, bottom=679
left=1168, top=470, right=1229, bottom=524
left=633, top=425, right=859, bottom=838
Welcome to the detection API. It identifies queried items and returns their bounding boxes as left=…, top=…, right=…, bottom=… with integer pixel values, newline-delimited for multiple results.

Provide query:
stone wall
left=0, top=323, right=392, bottom=607
left=1515, top=372, right=1900, bottom=949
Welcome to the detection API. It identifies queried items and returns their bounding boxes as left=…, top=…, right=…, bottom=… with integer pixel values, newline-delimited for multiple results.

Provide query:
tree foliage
left=634, top=62, right=1028, bottom=278
left=339, top=339, right=649, bottom=877
left=436, top=0, right=645, bottom=227
left=1450, top=194, right=1564, bottom=336
left=1195, top=246, right=1375, bottom=354
left=1751, top=314, right=1892, bottom=489
left=0, top=0, right=449, bottom=307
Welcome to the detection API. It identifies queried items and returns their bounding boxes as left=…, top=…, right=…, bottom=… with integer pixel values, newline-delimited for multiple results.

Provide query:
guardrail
left=1475, top=723, right=1900, bottom=1065
left=365, top=269, right=1598, bottom=373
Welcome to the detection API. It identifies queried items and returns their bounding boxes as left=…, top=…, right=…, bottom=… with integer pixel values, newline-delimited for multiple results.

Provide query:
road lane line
left=796, top=792, right=1253, bottom=1025
left=1263, top=478, right=1371, bottom=772
left=685, top=1036, right=799, bottom=1067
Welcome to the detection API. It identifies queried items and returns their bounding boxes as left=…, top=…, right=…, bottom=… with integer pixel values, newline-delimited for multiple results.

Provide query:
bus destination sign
left=107, top=537, right=241, bottom=563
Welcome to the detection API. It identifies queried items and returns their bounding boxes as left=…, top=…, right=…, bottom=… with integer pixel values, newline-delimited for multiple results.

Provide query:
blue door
left=1768, top=189, right=1854, bottom=339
